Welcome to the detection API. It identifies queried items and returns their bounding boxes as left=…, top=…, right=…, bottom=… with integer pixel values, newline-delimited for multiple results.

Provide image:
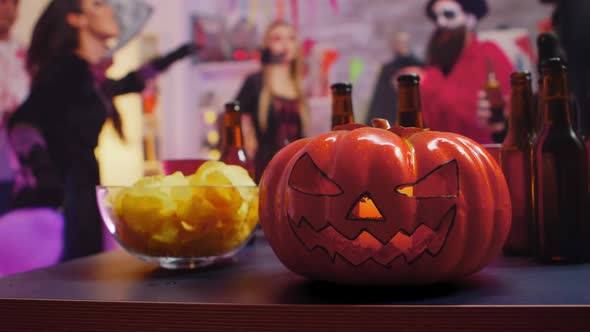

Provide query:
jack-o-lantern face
left=259, top=124, right=511, bottom=285
left=287, top=153, right=459, bottom=267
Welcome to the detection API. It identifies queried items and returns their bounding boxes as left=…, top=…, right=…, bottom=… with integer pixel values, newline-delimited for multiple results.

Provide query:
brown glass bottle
left=396, top=74, right=424, bottom=128
left=331, top=82, right=355, bottom=128
left=219, top=101, right=255, bottom=179
left=485, top=60, right=507, bottom=143
left=533, top=58, right=589, bottom=263
left=501, top=72, right=536, bottom=256
left=588, top=136, right=590, bottom=216
left=588, top=135, right=590, bottom=208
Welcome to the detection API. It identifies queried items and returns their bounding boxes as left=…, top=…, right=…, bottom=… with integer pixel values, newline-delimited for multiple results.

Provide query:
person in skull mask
left=417, top=0, right=514, bottom=144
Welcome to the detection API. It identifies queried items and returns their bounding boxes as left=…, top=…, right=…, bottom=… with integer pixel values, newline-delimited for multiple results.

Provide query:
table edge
left=1, top=298, right=590, bottom=331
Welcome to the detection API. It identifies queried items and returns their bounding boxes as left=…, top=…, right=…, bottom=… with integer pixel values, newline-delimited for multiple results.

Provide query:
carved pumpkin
left=259, top=122, right=511, bottom=285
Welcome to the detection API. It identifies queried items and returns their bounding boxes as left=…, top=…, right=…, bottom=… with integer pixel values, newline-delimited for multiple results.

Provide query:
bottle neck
left=331, top=94, right=355, bottom=127
left=222, top=111, right=245, bottom=150
left=541, top=70, right=573, bottom=129
left=396, top=83, right=423, bottom=128
left=505, top=83, right=534, bottom=146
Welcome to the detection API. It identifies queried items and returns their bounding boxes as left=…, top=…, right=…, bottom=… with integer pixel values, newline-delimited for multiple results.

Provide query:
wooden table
left=1, top=238, right=590, bottom=331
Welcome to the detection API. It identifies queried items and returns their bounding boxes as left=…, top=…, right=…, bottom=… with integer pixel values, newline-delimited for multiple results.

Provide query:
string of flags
left=226, top=0, right=340, bottom=29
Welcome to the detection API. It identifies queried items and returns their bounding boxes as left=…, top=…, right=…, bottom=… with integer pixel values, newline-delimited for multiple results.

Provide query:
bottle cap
left=397, top=74, right=420, bottom=85
left=510, top=71, right=532, bottom=83
left=540, top=57, right=567, bottom=74
left=225, top=101, right=241, bottom=112
left=331, top=82, right=352, bottom=95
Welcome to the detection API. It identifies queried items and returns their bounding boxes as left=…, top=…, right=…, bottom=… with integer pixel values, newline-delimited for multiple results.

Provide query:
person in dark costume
left=366, top=31, right=423, bottom=125
left=541, top=0, right=590, bottom=138
left=235, top=21, right=308, bottom=183
left=7, top=0, right=194, bottom=261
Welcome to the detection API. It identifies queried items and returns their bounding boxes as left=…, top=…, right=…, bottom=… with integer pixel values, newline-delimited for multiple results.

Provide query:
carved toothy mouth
left=287, top=205, right=456, bottom=268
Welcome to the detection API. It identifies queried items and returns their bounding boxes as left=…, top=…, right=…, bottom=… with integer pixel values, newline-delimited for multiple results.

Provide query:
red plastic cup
left=482, top=144, right=501, bottom=164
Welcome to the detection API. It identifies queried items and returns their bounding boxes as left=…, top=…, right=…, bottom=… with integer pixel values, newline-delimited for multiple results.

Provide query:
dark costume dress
left=551, top=0, right=590, bottom=137
left=235, top=72, right=303, bottom=182
left=8, top=54, right=145, bottom=261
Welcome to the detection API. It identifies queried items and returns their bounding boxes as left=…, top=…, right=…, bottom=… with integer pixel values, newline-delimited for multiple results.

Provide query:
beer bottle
left=331, top=82, right=355, bottom=128
left=533, top=58, right=589, bottom=263
left=485, top=59, right=507, bottom=143
left=501, top=72, right=536, bottom=256
left=396, top=74, right=424, bottom=128
left=219, top=101, right=255, bottom=179
left=587, top=135, right=590, bottom=215
left=588, top=135, right=590, bottom=207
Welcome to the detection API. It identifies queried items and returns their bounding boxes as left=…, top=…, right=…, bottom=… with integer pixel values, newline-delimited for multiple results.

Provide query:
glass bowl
left=96, top=184, right=259, bottom=269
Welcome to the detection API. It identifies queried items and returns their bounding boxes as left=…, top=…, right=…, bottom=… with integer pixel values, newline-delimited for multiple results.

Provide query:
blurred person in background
left=366, top=31, right=423, bottom=125
left=7, top=0, right=195, bottom=262
left=0, top=0, right=28, bottom=215
left=541, top=0, right=590, bottom=138
left=235, top=21, right=308, bottom=183
left=412, top=0, right=514, bottom=144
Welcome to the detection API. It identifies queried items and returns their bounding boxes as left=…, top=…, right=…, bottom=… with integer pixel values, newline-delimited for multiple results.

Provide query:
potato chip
left=180, top=221, right=197, bottom=231
left=120, top=187, right=176, bottom=234
left=222, top=165, right=257, bottom=201
left=151, top=219, right=180, bottom=244
left=134, top=175, right=166, bottom=187
left=107, top=187, right=128, bottom=217
left=222, top=165, right=256, bottom=186
left=161, top=171, right=188, bottom=186
left=200, top=170, right=243, bottom=215
left=190, top=161, right=226, bottom=185
left=177, top=193, right=218, bottom=227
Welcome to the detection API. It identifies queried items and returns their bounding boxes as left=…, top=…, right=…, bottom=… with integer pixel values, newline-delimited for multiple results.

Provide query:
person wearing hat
left=6, top=0, right=196, bottom=262
left=415, top=0, right=514, bottom=144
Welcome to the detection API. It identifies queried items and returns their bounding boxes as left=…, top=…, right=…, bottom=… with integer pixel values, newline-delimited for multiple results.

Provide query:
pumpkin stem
left=371, top=118, right=391, bottom=129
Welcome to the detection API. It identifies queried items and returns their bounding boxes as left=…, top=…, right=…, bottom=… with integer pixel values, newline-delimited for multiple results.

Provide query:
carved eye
left=395, top=159, right=459, bottom=199
left=289, top=153, right=343, bottom=196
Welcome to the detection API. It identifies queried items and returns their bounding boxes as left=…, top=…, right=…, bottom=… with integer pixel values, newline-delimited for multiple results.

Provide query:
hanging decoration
left=302, top=38, right=316, bottom=58
left=320, top=49, right=339, bottom=96
left=349, top=57, right=364, bottom=84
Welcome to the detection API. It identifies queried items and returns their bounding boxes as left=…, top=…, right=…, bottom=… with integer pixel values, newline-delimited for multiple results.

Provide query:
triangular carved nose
left=346, top=192, right=384, bottom=221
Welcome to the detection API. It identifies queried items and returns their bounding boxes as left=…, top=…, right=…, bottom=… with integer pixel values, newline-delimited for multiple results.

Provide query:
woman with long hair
left=8, top=0, right=126, bottom=261
left=235, top=21, right=309, bottom=182
left=7, top=0, right=195, bottom=263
